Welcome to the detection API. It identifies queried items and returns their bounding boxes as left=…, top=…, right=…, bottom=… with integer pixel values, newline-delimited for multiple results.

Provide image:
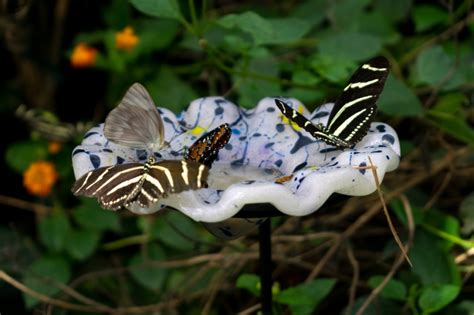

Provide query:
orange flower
left=115, top=26, right=139, bottom=51
left=23, top=161, right=59, bottom=197
left=70, top=43, right=97, bottom=68
left=48, top=141, right=62, bottom=154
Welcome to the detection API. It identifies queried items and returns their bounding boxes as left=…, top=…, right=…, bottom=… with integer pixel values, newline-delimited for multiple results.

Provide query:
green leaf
left=236, top=273, right=260, bottom=296
left=235, top=56, right=281, bottom=107
left=347, top=295, right=403, bottom=315
left=275, top=278, right=337, bottom=314
left=413, top=46, right=449, bottom=85
left=65, top=229, right=101, bottom=260
left=318, top=32, right=383, bottom=62
left=287, top=88, right=326, bottom=105
left=310, top=54, right=356, bottom=83
left=424, top=209, right=460, bottom=249
left=217, top=11, right=274, bottom=46
left=147, top=67, right=199, bottom=112
left=23, top=256, right=71, bottom=308
left=102, top=30, right=126, bottom=73
left=378, top=74, right=424, bottom=117
left=291, top=1, right=326, bottom=28
left=38, top=211, right=70, bottom=252
left=399, top=140, right=415, bottom=157
left=73, top=198, right=120, bottom=232
left=74, top=30, right=108, bottom=44
left=287, top=69, right=325, bottom=103
left=367, top=276, right=407, bottom=301
left=5, top=140, right=48, bottom=173
left=129, top=243, right=167, bottom=290
left=327, top=0, right=371, bottom=30
left=222, top=34, right=252, bottom=53
left=358, top=11, right=401, bottom=44
left=460, top=193, right=474, bottom=235
left=390, top=199, right=424, bottom=226
left=374, top=0, right=412, bottom=22
left=133, top=19, right=180, bottom=55
left=427, top=110, right=474, bottom=145
left=447, top=300, right=474, bottom=315
left=292, top=70, right=321, bottom=86
left=104, top=0, right=129, bottom=28
left=457, top=43, right=474, bottom=82
left=51, top=146, right=74, bottom=178
left=262, top=18, right=313, bottom=45
left=413, top=5, right=448, bottom=32
left=419, top=284, right=460, bottom=313
left=130, top=0, right=183, bottom=21
left=410, top=230, right=459, bottom=286
left=151, top=211, right=199, bottom=251
left=432, top=93, right=468, bottom=114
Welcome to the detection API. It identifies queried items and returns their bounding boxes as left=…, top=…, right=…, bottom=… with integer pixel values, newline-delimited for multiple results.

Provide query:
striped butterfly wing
left=325, top=56, right=389, bottom=145
left=104, top=83, right=165, bottom=150
left=72, top=162, right=146, bottom=210
left=72, top=159, right=209, bottom=210
left=184, top=123, right=231, bottom=168
left=137, top=160, right=209, bottom=207
left=275, top=56, right=389, bottom=148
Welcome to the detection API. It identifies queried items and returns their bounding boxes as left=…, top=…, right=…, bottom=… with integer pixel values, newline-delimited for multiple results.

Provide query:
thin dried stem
left=0, top=194, right=51, bottom=215
left=0, top=270, right=112, bottom=312
left=368, top=156, right=412, bottom=266
left=355, top=194, right=415, bottom=315
left=345, top=244, right=360, bottom=315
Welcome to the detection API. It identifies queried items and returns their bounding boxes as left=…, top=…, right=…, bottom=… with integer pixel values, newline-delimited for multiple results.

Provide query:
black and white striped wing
left=72, top=163, right=146, bottom=210
left=275, top=56, right=389, bottom=148
left=72, top=160, right=209, bottom=210
left=135, top=160, right=209, bottom=208
left=104, top=83, right=165, bottom=150
left=325, top=56, right=389, bottom=145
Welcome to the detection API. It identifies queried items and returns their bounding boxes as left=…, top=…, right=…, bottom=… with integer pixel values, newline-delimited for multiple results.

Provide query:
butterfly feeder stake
left=72, top=57, right=400, bottom=314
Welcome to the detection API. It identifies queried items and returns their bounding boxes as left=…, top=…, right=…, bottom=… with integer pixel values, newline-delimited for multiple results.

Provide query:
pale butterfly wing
left=104, top=83, right=165, bottom=150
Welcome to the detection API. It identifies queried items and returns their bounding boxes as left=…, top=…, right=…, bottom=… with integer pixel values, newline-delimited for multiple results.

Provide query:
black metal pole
left=259, top=218, right=272, bottom=315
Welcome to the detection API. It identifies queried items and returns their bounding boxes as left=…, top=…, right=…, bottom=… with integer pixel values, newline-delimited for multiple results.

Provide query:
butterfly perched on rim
left=71, top=157, right=208, bottom=210
left=104, top=82, right=166, bottom=151
left=184, top=123, right=231, bottom=168
left=275, top=56, right=389, bottom=148
left=71, top=124, right=231, bottom=210
left=73, top=81, right=232, bottom=210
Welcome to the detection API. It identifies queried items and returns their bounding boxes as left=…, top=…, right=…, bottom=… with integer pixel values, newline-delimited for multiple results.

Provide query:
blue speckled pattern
left=72, top=97, right=400, bottom=224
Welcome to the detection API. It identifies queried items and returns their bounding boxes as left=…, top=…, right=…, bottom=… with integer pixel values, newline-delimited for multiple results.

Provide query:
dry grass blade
left=345, top=244, right=360, bottom=315
left=0, top=270, right=112, bottom=312
left=355, top=194, right=415, bottom=315
left=367, top=156, right=412, bottom=267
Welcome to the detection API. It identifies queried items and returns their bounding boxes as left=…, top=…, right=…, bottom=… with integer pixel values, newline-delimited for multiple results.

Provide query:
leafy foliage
left=0, top=0, right=473, bottom=314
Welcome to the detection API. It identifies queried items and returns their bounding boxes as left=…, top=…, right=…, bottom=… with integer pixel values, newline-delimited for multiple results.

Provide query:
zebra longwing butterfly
left=72, top=125, right=231, bottom=210
left=184, top=123, right=231, bottom=168
left=275, top=56, right=389, bottom=148
left=104, top=83, right=166, bottom=151
left=72, top=157, right=209, bottom=210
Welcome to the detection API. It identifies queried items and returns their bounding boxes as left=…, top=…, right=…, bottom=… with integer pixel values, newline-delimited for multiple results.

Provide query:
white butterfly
left=104, top=83, right=166, bottom=151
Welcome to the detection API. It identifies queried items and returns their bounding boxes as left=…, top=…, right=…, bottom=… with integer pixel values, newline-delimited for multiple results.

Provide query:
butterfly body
left=275, top=56, right=389, bottom=148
